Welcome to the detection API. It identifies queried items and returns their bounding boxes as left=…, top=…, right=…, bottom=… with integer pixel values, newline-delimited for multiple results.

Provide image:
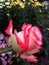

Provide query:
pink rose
left=5, top=20, right=43, bottom=62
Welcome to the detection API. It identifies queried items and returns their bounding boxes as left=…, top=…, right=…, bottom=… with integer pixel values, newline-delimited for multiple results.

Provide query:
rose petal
left=23, top=24, right=32, bottom=48
left=19, top=45, right=41, bottom=55
left=33, top=26, right=42, bottom=41
left=29, top=27, right=42, bottom=46
left=21, top=23, right=27, bottom=31
left=5, top=19, right=13, bottom=35
left=27, top=46, right=41, bottom=54
left=14, top=29, right=27, bottom=49
left=20, top=55, right=38, bottom=62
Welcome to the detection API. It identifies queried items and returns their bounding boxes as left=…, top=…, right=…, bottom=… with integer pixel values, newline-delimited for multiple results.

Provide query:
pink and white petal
left=29, top=29, right=38, bottom=48
left=33, top=26, right=42, bottom=41
left=17, top=31, right=24, bottom=44
left=5, top=19, right=13, bottom=35
left=14, top=29, right=27, bottom=49
left=20, top=55, right=38, bottom=62
left=21, top=23, right=27, bottom=31
left=29, top=37, right=36, bottom=49
left=29, top=28, right=42, bottom=46
left=18, top=49, right=28, bottom=56
left=18, top=45, right=41, bottom=57
left=23, top=24, right=32, bottom=49
left=20, top=45, right=41, bottom=55
left=22, top=23, right=32, bottom=48
left=27, top=46, right=41, bottom=54
left=24, top=24, right=32, bottom=35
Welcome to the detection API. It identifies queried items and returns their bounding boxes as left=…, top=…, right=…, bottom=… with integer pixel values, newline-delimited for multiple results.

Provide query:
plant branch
left=0, top=46, right=13, bottom=54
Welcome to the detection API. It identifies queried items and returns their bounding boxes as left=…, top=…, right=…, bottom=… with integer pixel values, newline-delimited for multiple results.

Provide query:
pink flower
left=5, top=20, right=43, bottom=63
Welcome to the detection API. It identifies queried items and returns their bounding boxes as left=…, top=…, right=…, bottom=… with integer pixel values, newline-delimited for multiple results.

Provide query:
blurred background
left=0, top=0, right=49, bottom=65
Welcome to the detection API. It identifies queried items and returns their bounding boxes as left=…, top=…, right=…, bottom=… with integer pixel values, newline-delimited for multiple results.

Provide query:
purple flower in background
left=1, top=58, right=6, bottom=65
left=0, top=44, right=6, bottom=49
left=6, top=51, right=12, bottom=55
left=0, top=33, right=7, bottom=49
left=1, top=53, right=6, bottom=58
left=0, top=41, right=2, bottom=44
left=0, top=33, right=13, bottom=65
left=0, top=34, right=4, bottom=40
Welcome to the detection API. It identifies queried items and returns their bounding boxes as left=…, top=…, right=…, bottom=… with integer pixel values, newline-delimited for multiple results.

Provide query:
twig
left=0, top=46, right=13, bottom=54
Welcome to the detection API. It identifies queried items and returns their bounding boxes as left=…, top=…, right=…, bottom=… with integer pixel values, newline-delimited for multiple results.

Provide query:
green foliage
left=0, top=7, right=9, bottom=34
left=9, top=4, right=37, bottom=31
left=11, top=57, right=30, bottom=65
